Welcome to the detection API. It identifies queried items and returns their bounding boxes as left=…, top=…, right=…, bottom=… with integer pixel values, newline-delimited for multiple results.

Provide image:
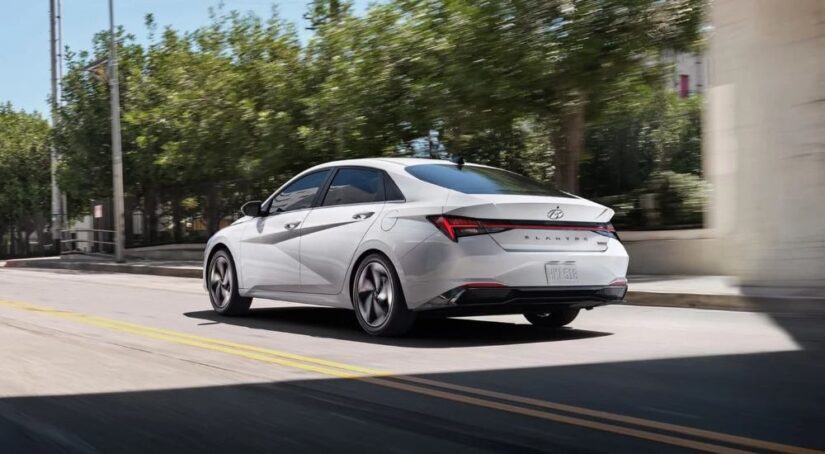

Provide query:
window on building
left=679, top=74, right=690, bottom=98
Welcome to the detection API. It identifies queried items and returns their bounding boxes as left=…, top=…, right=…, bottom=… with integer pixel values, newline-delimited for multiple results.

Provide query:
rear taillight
left=427, top=216, right=485, bottom=241
left=602, top=278, right=628, bottom=299
left=428, top=215, right=620, bottom=242
left=593, top=223, right=620, bottom=241
left=608, top=277, right=628, bottom=287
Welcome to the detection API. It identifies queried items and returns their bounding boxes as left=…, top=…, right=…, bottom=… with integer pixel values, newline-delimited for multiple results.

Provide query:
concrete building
left=664, top=50, right=710, bottom=97
left=627, top=0, right=824, bottom=289
left=704, top=0, right=825, bottom=288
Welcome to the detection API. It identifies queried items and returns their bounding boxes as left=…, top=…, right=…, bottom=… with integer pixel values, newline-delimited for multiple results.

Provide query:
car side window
left=321, top=168, right=384, bottom=207
left=384, top=173, right=405, bottom=202
left=268, top=170, right=330, bottom=215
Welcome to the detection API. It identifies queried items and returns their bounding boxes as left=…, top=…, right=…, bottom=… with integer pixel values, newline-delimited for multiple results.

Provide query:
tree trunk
left=205, top=185, right=221, bottom=237
left=36, top=220, right=45, bottom=254
left=23, top=229, right=32, bottom=256
left=9, top=225, right=16, bottom=256
left=17, top=227, right=26, bottom=256
left=144, top=186, right=158, bottom=244
left=171, top=189, right=183, bottom=243
left=554, top=96, right=587, bottom=194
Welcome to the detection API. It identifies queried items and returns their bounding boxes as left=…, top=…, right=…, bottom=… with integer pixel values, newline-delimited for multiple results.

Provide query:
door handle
left=284, top=222, right=301, bottom=230
left=352, top=212, right=374, bottom=220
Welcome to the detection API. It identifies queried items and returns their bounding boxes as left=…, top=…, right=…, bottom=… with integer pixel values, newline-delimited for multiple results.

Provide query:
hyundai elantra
left=204, top=158, right=628, bottom=335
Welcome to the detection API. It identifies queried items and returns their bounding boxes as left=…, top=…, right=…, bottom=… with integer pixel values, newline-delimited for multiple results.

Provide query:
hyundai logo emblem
left=547, top=206, right=564, bottom=220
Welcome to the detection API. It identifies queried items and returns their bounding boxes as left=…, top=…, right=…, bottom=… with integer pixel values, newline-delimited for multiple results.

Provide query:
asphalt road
left=0, top=268, right=823, bottom=453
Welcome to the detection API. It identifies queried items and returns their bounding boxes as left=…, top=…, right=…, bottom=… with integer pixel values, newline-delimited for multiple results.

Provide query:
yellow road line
left=359, top=376, right=752, bottom=454
left=399, top=376, right=818, bottom=454
left=1, top=300, right=821, bottom=454
left=0, top=301, right=366, bottom=379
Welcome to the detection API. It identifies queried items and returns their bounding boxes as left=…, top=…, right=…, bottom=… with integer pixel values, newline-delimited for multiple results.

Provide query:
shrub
left=597, top=171, right=707, bottom=229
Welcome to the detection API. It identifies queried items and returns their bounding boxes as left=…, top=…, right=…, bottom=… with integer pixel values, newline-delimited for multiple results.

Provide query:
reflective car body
left=205, top=158, right=629, bottom=322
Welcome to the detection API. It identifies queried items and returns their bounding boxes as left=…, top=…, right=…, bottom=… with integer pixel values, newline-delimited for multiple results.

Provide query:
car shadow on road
left=183, top=307, right=612, bottom=348
left=2, top=350, right=823, bottom=453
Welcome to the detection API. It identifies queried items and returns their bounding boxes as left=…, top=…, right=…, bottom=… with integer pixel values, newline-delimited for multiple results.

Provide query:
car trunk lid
left=443, top=194, right=615, bottom=252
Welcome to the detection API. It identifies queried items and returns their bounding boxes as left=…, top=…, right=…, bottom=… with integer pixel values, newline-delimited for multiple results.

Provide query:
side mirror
left=241, top=200, right=263, bottom=217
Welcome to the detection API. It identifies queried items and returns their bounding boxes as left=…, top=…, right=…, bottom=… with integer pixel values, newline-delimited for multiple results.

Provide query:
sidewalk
left=627, top=275, right=825, bottom=312
left=0, top=256, right=201, bottom=279
left=2, top=256, right=823, bottom=312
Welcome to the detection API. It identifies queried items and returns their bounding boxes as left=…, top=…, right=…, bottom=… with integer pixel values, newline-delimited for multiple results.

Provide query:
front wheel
left=352, top=253, right=416, bottom=336
left=524, top=308, right=580, bottom=328
left=208, top=249, right=252, bottom=315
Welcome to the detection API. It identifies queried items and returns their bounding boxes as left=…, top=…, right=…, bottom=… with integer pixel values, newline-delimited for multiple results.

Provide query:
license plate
left=545, top=262, right=578, bottom=284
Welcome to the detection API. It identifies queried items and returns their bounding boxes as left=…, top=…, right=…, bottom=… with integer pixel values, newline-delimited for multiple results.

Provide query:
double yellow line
left=0, top=300, right=820, bottom=454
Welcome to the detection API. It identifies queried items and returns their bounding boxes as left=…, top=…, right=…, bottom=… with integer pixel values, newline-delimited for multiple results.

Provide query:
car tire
left=351, top=253, right=416, bottom=336
left=524, top=308, right=580, bottom=328
left=207, top=249, right=252, bottom=316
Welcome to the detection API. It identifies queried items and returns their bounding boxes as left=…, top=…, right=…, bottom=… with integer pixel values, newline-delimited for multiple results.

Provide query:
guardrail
left=59, top=229, right=116, bottom=255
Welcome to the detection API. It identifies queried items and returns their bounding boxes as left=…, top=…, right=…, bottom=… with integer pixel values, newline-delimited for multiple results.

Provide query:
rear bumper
left=397, top=232, right=629, bottom=310
left=414, top=284, right=626, bottom=317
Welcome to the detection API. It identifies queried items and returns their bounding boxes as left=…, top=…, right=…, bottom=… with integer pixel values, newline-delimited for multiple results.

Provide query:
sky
left=0, top=1, right=369, bottom=118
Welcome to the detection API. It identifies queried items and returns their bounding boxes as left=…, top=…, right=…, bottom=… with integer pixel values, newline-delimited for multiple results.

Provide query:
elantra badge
left=547, top=206, right=564, bottom=220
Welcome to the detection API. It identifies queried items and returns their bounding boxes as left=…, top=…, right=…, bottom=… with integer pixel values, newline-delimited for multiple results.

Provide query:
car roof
left=307, top=157, right=464, bottom=173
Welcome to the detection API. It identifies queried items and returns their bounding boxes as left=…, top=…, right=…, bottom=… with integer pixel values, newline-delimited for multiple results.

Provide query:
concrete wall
left=667, top=51, right=709, bottom=96
left=705, top=0, right=825, bottom=287
left=622, top=230, right=730, bottom=275
left=125, top=243, right=204, bottom=261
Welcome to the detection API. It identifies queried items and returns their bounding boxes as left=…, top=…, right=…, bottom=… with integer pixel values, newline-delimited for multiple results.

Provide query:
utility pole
left=108, top=0, right=126, bottom=262
left=49, top=0, right=65, bottom=251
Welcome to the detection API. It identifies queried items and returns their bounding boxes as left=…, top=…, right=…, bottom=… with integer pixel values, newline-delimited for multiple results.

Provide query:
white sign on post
left=94, top=204, right=104, bottom=219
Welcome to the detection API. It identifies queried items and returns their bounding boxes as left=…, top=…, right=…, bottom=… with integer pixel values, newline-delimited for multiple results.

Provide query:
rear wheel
left=352, top=253, right=415, bottom=336
left=524, top=308, right=580, bottom=328
left=208, top=249, right=251, bottom=315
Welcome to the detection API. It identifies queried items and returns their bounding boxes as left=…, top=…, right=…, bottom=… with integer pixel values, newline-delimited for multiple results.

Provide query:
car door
left=240, top=169, right=331, bottom=294
left=299, top=167, right=387, bottom=294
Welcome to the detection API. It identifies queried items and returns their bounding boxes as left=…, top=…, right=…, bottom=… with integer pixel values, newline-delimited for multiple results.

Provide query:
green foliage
left=598, top=171, right=708, bottom=229
left=649, top=171, right=707, bottom=226
left=0, top=104, right=51, bottom=255
left=582, top=88, right=704, bottom=197
left=44, top=0, right=705, bottom=239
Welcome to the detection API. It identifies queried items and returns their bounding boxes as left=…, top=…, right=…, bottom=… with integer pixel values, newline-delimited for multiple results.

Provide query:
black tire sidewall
left=524, top=308, right=580, bottom=328
left=208, top=249, right=251, bottom=315
left=351, top=253, right=414, bottom=336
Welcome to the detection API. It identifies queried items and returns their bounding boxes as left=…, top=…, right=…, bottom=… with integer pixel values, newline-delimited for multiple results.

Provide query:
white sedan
left=204, top=158, right=629, bottom=336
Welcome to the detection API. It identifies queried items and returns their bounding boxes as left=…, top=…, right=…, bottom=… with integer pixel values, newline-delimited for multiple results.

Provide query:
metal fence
left=88, top=180, right=272, bottom=249
left=59, top=228, right=116, bottom=255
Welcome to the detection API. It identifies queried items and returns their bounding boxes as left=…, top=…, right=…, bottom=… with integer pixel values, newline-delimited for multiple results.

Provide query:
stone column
left=705, top=0, right=825, bottom=287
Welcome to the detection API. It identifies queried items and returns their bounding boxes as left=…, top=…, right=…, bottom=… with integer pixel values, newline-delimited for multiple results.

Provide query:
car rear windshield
left=405, top=164, right=571, bottom=197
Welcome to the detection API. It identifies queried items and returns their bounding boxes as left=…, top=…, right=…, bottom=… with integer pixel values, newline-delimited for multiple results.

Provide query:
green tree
left=0, top=104, right=51, bottom=256
left=519, top=0, right=703, bottom=193
left=385, top=0, right=703, bottom=191
left=56, top=10, right=306, bottom=237
left=55, top=29, right=145, bottom=213
left=582, top=87, right=703, bottom=197
left=49, top=0, right=706, bottom=245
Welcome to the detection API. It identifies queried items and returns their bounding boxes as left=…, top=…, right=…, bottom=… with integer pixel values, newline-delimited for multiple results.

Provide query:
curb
left=4, top=260, right=822, bottom=313
left=626, top=291, right=825, bottom=314
left=2, top=260, right=201, bottom=279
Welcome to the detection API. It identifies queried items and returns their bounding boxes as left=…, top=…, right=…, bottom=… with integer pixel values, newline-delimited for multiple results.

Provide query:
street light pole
left=108, top=0, right=125, bottom=262
left=49, top=0, right=65, bottom=249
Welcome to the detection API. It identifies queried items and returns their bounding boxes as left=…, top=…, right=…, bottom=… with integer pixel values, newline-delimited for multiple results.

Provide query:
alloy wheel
left=210, top=255, right=232, bottom=309
left=356, top=261, right=394, bottom=327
